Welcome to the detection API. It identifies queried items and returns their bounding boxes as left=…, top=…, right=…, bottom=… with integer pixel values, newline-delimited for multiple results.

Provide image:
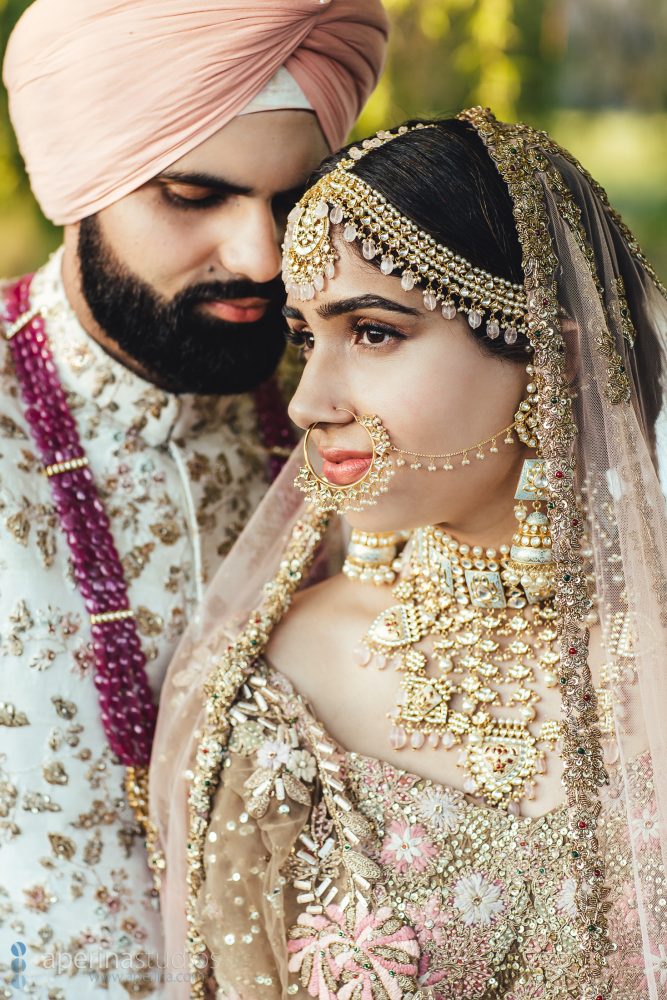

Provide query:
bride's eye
left=355, top=321, right=406, bottom=349
left=284, top=326, right=314, bottom=352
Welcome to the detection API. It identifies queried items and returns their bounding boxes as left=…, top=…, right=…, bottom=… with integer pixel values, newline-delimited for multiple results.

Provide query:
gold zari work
left=185, top=507, right=329, bottom=996
left=191, top=658, right=653, bottom=999
left=459, top=107, right=612, bottom=996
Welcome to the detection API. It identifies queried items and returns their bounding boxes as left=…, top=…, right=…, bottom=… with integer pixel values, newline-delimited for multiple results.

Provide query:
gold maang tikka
left=282, top=124, right=529, bottom=345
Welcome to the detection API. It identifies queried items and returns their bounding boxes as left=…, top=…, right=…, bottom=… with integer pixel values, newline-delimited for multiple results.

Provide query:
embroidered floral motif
left=380, top=820, right=437, bottom=874
left=631, top=804, right=661, bottom=847
left=288, top=748, right=317, bottom=783
left=23, top=883, right=56, bottom=912
left=287, top=898, right=419, bottom=998
left=416, top=786, right=462, bottom=832
left=452, top=873, right=505, bottom=926
left=407, top=895, right=451, bottom=949
left=194, top=645, right=656, bottom=998
left=256, top=738, right=291, bottom=771
left=244, top=728, right=317, bottom=817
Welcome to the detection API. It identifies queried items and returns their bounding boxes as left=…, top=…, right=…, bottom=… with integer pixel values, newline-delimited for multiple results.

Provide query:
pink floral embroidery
left=288, top=911, right=341, bottom=999
left=631, top=803, right=661, bottom=848
left=380, top=820, right=437, bottom=874
left=288, top=898, right=419, bottom=999
left=406, top=896, right=452, bottom=949
left=416, top=936, right=493, bottom=997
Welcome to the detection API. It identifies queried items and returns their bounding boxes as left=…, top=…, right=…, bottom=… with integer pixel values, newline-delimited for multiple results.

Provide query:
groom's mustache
left=176, top=277, right=285, bottom=310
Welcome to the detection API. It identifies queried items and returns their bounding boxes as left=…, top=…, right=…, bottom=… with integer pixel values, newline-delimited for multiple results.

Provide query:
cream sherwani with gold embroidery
left=0, top=250, right=273, bottom=996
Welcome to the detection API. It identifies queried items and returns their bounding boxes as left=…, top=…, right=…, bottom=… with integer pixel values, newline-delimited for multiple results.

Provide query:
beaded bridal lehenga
left=150, top=109, right=667, bottom=999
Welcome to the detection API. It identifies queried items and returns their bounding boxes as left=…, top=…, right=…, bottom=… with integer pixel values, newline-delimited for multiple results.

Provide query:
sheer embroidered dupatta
left=150, top=109, right=667, bottom=998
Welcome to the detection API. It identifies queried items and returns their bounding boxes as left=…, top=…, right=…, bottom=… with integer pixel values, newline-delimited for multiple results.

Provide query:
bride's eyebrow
left=281, top=296, right=421, bottom=323
left=316, top=294, right=421, bottom=319
left=283, top=305, right=306, bottom=321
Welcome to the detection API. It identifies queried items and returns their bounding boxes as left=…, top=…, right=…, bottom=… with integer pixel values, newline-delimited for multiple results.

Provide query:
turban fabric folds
left=4, top=0, right=388, bottom=225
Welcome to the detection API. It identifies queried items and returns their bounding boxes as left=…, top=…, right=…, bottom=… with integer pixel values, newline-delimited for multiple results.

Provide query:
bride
left=148, top=108, right=667, bottom=999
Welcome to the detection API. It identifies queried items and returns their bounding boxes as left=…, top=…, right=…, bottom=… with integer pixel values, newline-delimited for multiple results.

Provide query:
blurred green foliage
left=1, top=0, right=665, bottom=279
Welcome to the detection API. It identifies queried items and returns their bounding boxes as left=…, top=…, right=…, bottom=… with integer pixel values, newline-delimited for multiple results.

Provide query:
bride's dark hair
left=313, top=117, right=664, bottom=442
left=313, top=117, right=528, bottom=361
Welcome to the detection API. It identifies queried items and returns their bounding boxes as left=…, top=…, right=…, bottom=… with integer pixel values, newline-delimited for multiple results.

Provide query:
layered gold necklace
left=352, top=526, right=562, bottom=807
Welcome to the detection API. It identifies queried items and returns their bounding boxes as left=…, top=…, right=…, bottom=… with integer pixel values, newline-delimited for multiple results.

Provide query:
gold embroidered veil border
left=465, top=109, right=667, bottom=999
left=149, top=109, right=667, bottom=999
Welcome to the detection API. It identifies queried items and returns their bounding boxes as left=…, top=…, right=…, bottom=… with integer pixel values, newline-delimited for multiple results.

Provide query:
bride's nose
left=288, top=349, right=354, bottom=431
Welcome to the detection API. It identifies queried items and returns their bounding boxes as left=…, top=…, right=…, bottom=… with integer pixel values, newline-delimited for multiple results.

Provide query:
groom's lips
left=319, top=447, right=373, bottom=486
left=201, top=297, right=270, bottom=324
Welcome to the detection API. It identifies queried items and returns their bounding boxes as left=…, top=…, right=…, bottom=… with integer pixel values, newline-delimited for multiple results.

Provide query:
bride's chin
left=343, top=500, right=438, bottom=535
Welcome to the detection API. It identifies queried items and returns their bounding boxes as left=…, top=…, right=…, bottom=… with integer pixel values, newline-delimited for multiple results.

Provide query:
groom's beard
left=77, top=216, right=287, bottom=395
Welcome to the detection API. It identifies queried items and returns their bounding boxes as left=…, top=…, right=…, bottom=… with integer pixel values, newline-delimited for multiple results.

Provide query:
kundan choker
left=353, top=524, right=562, bottom=807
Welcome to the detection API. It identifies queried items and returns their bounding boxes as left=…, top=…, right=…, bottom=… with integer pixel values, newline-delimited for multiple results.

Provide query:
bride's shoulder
left=268, top=573, right=351, bottom=653
left=265, top=573, right=389, bottom=688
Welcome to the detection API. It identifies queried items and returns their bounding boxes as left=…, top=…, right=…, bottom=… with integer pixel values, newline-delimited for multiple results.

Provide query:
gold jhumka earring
left=505, top=456, right=557, bottom=602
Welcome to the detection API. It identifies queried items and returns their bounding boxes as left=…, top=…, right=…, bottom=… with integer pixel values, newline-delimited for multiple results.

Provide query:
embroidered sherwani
left=0, top=251, right=273, bottom=997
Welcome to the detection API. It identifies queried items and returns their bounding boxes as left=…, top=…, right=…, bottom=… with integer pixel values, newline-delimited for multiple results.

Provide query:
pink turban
left=4, top=0, right=388, bottom=225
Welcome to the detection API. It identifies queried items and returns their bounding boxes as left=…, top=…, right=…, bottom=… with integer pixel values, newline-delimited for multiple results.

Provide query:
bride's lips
left=319, top=448, right=373, bottom=486
left=201, top=297, right=270, bottom=324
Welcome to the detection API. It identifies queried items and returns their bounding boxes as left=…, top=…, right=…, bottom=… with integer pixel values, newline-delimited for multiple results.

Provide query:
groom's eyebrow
left=156, top=170, right=305, bottom=203
left=155, top=170, right=253, bottom=196
left=282, top=295, right=421, bottom=322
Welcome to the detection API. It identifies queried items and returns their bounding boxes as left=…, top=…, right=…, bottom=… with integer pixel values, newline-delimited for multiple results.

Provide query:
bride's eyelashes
left=284, top=325, right=314, bottom=351
left=284, top=319, right=408, bottom=356
left=354, top=319, right=407, bottom=349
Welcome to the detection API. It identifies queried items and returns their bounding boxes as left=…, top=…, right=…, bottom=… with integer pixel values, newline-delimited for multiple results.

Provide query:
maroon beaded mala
left=2, top=274, right=293, bottom=851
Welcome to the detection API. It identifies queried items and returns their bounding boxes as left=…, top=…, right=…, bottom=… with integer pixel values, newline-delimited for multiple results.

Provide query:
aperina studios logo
left=10, top=941, right=27, bottom=989
left=4, top=940, right=208, bottom=990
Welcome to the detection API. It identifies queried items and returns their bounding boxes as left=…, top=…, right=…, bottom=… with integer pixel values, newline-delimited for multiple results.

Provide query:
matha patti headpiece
left=282, top=123, right=529, bottom=344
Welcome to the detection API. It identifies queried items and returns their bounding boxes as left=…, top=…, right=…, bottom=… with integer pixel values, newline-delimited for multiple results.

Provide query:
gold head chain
left=282, top=123, right=529, bottom=345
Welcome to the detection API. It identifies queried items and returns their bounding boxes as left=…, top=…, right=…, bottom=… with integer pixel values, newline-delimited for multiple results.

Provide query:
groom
left=0, top=1, right=387, bottom=995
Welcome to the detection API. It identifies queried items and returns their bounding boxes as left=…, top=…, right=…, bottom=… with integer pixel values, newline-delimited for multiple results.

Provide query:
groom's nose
left=215, top=199, right=283, bottom=285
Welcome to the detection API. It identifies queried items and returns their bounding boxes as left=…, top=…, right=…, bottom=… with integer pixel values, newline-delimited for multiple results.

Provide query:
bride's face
left=285, top=241, right=530, bottom=534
